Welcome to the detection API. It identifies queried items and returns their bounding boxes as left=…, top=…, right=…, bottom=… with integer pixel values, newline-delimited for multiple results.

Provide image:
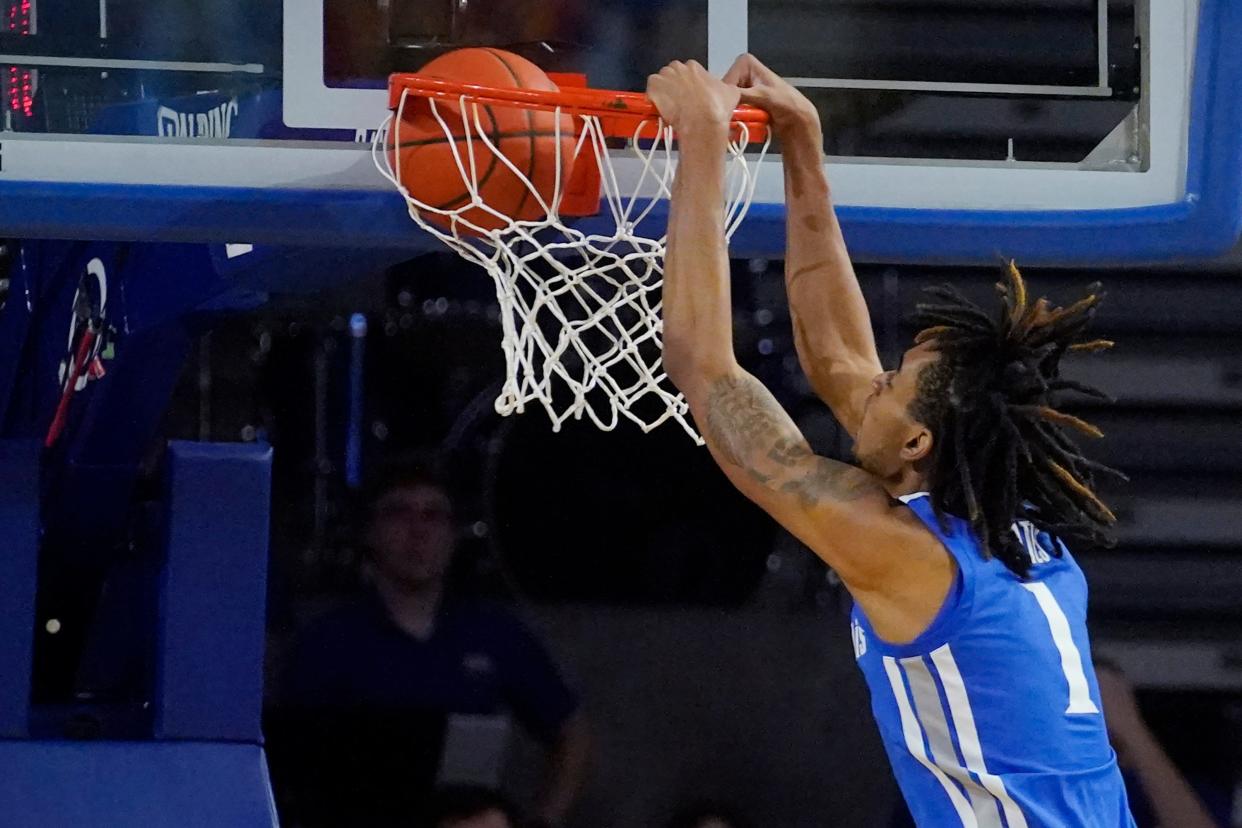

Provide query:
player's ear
left=900, top=425, right=933, bottom=463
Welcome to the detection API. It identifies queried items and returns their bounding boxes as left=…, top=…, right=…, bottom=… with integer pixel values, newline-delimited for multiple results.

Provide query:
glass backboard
left=0, top=0, right=1238, bottom=264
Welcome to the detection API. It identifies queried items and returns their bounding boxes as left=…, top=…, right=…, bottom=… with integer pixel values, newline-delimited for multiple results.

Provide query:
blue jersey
left=851, top=492, right=1136, bottom=828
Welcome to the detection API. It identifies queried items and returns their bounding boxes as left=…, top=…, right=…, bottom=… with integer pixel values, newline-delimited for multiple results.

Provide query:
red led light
left=4, top=0, right=33, bottom=116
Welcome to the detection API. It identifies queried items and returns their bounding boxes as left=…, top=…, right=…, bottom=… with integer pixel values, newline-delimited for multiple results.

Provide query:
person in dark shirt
left=275, top=461, right=589, bottom=828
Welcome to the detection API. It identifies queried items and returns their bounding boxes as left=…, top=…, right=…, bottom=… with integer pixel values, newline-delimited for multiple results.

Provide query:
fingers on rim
left=723, top=53, right=748, bottom=77
left=743, top=53, right=775, bottom=80
left=725, top=53, right=771, bottom=86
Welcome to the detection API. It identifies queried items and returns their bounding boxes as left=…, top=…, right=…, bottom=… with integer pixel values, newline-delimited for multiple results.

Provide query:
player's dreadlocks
left=909, top=261, right=1126, bottom=578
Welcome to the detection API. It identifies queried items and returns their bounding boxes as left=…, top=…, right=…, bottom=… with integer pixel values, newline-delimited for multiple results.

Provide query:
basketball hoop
left=375, top=68, right=770, bottom=441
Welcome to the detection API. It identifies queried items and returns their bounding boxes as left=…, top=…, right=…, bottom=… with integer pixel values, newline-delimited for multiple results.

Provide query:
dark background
left=162, top=253, right=1242, bottom=826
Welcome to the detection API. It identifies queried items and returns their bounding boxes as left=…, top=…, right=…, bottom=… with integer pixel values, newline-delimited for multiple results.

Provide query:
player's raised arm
left=722, top=54, right=882, bottom=439
left=647, top=61, right=915, bottom=590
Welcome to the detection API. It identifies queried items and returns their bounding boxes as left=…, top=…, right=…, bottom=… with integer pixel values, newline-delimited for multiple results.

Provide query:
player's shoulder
left=814, top=482, right=955, bottom=596
left=868, top=488, right=960, bottom=551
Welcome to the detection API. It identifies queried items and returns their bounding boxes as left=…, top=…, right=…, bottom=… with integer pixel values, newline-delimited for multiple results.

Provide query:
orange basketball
left=388, top=48, right=577, bottom=234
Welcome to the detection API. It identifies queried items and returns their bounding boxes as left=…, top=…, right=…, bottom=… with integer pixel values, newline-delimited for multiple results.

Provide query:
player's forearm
left=1125, top=729, right=1218, bottom=828
left=780, top=119, right=882, bottom=425
left=662, top=126, right=739, bottom=390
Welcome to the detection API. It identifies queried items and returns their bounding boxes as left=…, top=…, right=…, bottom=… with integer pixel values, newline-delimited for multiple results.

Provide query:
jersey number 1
left=1021, top=582, right=1100, bottom=715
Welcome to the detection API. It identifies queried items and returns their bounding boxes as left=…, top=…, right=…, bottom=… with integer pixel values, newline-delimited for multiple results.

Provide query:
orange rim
left=387, top=73, right=770, bottom=128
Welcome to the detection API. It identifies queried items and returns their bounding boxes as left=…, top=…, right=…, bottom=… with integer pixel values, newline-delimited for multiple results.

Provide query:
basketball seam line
left=403, top=61, right=506, bottom=213
left=429, top=101, right=502, bottom=212
left=485, top=48, right=541, bottom=221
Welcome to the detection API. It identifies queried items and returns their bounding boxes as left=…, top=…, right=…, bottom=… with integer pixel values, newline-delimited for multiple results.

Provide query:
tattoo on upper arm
left=702, top=373, right=875, bottom=506
left=702, top=374, right=789, bottom=481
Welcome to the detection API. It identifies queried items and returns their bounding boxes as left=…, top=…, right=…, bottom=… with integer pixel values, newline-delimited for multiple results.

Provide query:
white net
left=374, top=88, right=770, bottom=442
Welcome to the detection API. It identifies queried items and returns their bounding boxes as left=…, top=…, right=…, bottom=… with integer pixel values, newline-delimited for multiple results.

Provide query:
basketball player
left=647, top=55, right=1138, bottom=827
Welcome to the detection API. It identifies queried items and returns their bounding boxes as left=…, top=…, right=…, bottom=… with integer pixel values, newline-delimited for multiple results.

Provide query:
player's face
left=367, top=483, right=456, bottom=590
left=853, top=341, right=940, bottom=477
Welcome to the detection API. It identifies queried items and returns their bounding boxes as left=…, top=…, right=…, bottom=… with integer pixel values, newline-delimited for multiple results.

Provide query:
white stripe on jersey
left=902, top=655, right=1005, bottom=828
left=882, top=656, right=979, bottom=828
left=1021, top=582, right=1100, bottom=714
left=931, top=645, right=1031, bottom=828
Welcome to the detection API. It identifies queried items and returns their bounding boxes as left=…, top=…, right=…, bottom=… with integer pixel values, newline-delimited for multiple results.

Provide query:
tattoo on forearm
left=703, top=374, right=874, bottom=506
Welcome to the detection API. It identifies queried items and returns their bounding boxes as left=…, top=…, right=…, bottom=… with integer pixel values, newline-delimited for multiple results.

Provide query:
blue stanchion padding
left=154, top=441, right=272, bottom=742
left=0, top=441, right=40, bottom=737
left=0, top=741, right=277, bottom=827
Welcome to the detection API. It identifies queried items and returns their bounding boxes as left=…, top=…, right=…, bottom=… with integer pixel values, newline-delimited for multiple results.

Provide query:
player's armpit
left=688, top=367, right=909, bottom=589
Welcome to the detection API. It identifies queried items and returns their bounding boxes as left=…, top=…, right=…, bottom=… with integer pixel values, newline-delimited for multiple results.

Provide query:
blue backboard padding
left=0, top=0, right=1238, bottom=264
left=155, top=441, right=272, bottom=742
left=0, top=740, right=278, bottom=827
left=0, top=441, right=40, bottom=737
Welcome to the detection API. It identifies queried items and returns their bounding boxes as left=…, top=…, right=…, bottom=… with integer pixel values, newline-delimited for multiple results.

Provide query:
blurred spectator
left=421, top=785, right=522, bottom=828
left=665, top=801, right=755, bottom=828
left=270, top=457, right=589, bottom=828
left=1095, top=661, right=1222, bottom=828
